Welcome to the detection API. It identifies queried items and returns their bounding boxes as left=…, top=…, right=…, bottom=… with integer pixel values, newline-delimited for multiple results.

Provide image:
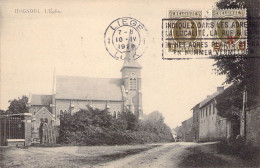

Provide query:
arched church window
left=129, top=78, right=137, bottom=90
left=60, top=110, right=63, bottom=115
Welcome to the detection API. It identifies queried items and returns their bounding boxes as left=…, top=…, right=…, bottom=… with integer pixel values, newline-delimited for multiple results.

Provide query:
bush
left=216, top=138, right=260, bottom=164
left=58, top=107, right=173, bottom=145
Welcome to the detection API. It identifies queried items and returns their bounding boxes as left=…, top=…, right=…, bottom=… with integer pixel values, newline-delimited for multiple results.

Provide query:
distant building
left=28, top=54, right=143, bottom=134
left=171, top=129, right=177, bottom=142
left=191, top=103, right=200, bottom=142
left=181, top=117, right=193, bottom=142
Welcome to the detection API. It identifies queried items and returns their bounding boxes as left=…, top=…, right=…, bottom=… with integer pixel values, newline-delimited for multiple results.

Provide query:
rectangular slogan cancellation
left=162, top=9, right=247, bottom=59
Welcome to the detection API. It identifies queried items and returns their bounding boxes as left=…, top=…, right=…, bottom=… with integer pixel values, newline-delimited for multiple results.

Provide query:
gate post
left=23, top=113, right=32, bottom=146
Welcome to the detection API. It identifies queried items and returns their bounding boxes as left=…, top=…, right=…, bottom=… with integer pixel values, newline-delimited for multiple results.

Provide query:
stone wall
left=216, top=117, right=231, bottom=140
left=246, top=106, right=260, bottom=146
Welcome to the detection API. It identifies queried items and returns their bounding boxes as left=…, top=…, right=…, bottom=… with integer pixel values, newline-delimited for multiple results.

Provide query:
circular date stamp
left=104, top=17, right=148, bottom=60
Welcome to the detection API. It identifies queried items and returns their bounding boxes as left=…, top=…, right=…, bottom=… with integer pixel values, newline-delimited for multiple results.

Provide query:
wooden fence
left=40, top=123, right=59, bottom=144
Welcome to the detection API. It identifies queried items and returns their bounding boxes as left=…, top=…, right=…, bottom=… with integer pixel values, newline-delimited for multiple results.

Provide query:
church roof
left=56, top=76, right=123, bottom=101
left=30, top=94, right=53, bottom=106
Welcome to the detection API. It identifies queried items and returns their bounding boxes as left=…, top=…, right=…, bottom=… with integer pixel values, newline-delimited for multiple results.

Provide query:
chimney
left=217, top=86, right=224, bottom=92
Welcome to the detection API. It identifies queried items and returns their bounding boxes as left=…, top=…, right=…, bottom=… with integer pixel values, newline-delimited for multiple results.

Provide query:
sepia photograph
left=0, top=0, right=259, bottom=167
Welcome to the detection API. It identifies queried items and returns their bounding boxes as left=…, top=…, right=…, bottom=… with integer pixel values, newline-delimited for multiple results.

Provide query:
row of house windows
left=200, top=103, right=215, bottom=119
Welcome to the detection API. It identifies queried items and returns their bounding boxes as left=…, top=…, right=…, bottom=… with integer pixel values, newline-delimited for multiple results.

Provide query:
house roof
left=199, top=90, right=224, bottom=108
left=30, top=94, right=53, bottom=106
left=35, top=107, right=54, bottom=118
left=191, top=103, right=200, bottom=110
left=55, top=75, right=123, bottom=101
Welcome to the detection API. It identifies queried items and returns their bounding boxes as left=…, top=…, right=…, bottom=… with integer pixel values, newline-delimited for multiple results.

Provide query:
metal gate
left=0, top=115, right=25, bottom=146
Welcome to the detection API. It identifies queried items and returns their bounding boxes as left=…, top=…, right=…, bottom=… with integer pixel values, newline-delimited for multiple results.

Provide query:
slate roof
left=199, top=90, right=224, bottom=108
left=55, top=76, right=123, bottom=101
left=30, top=94, right=53, bottom=106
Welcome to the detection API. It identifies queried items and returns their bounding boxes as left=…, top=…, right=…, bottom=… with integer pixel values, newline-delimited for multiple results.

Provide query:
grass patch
left=178, top=146, right=228, bottom=168
left=216, top=140, right=260, bottom=166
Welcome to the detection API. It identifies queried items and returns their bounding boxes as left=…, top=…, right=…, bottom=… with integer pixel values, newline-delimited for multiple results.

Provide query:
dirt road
left=98, top=142, right=197, bottom=168
left=1, top=142, right=257, bottom=167
left=98, top=142, right=257, bottom=168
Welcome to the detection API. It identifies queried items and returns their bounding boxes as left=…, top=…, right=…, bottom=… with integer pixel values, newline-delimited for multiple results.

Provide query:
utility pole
left=241, top=87, right=247, bottom=141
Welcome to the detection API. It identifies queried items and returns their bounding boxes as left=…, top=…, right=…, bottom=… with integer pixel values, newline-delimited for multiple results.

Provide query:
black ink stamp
left=162, top=9, right=248, bottom=59
left=104, top=17, right=148, bottom=60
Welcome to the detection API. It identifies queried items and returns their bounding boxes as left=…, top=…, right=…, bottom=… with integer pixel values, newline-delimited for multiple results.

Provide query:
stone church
left=28, top=54, right=143, bottom=127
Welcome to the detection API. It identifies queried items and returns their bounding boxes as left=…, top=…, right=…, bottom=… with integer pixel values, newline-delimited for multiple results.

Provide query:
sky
left=0, top=0, right=226, bottom=128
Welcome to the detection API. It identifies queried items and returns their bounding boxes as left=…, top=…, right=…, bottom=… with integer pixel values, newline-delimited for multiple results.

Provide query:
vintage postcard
left=0, top=0, right=259, bottom=167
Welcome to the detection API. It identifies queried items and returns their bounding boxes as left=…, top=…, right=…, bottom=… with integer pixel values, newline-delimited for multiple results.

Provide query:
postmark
left=104, top=17, right=148, bottom=60
left=162, top=9, right=248, bottom=59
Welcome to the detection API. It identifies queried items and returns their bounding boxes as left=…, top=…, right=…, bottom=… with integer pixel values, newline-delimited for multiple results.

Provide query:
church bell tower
left=121, top=49, right=142, bottom=118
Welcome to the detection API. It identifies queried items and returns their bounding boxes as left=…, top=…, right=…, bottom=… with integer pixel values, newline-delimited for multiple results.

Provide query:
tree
left=147, top=111, right=165, bottom=123
left=6, top=95, right=29, bottom=114
left=118, top=110, right=138, bottom=130
left=212, top=0, right=260, bottom=141
left=173, top=126, right=183, bottom=140
left=214, top=0, right=260, bottom=111
left=0, top=109, right=6, bottom=115
left=138, top=111, right=173, bottom=139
